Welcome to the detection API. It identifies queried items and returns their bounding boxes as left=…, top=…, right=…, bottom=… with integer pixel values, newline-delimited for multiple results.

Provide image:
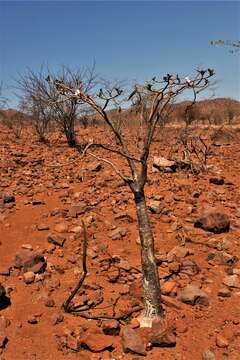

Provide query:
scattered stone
left=47, top=233, right=66, bottom=247
left=3, top=194, right=15, bottom=204
left=14, top=249, right=47, bottom=274
left=202, top=349, right=216, bottom=360
left=216, top=334, right=229, bottom=348
left=89, top=162, right=102, bottom=172
left=69, top=225, right=83, bottom=234
left=44, top=297, right=55, bottom=307
left=0, top=285, right=6, bottom=306
left=102, top=320, right=120, bottom=336
left=107, top=268, right=120, bottom=283
left=54, top=222, right=68, bottom=233
left=161, top=281, right=178, bottom=296
left=0, top=331, right=8, bottom=349
left=180, top=260, right=200, bottom=276
left=32, top=199, right=44, bottom=205
left=21, top=244, right=33, bottom=251
left=161, top=295, right=182, bottom=310
left=23, top=271, right=35, bottom=284
left=218, top=287, right=231, bottom=297
left=148, top=200, right=162, bottom=214
left=51, top=312, right=64, bottom=325
left=149, top=319, right=176, bottom=347
left=0, top=267, right=10, bottom=276
left=130, top=318, right=140, bottom=329
left=179, top=284, right=209, bottom=306
left=207, top=251, right=237, bottom=266
left=121, top=327, right=146, bottom=355
left=110, top=227, right=127, bottom=240
left=0, top=316, right=10, bottom=329
left=167, top=246, right=192, bottom=262
left=68, top=202, right=87, bottom=217
left=37, top=224, right=50, bottom=231
left=79, top=327, right=114, bottom=352
left=222, top=275, right=240, bottom=288
left=207, top=238, right=230, bottom=251
left=209, top=177, right=224, bottom=185
left=27, top=315, right=38, bottom=324
left=152, top=156, right=177, bottom=173
left=194, top=210, right=230, bottom=234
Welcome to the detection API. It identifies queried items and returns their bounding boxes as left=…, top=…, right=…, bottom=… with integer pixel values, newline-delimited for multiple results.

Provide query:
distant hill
left=169, top=98, right=240, bottom=124
left=1, top=98, right=240, bottom=127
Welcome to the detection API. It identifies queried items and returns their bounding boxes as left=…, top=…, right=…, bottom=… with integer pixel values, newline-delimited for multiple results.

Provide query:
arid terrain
left=0, top=120, right=240, bottom=360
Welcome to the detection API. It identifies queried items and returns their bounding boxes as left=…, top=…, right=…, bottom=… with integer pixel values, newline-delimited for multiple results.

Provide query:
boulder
left=179, top=284, right=209, bottom=306
left=194, top=210, right=230, bottom=234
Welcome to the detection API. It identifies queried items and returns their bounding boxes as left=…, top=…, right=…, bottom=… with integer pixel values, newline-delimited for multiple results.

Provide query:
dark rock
left=32, top=199, right=44, bottom=205
left=209, top=177, right=224, bottom=185
left=89, top=162, right=102, bottom=172
left=3, top=194, right=15, bottom=204
left=194, top=210, right=230, bottom=234
left=0, top=331, right=8, bottom=348
left=27, top=315, right=38, bottom=324
left=0, top=284, right=10, bottom=310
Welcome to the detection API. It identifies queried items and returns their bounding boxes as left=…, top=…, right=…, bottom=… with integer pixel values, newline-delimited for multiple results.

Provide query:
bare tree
left=1, top=110, right=25, bottom=139
left=51, top=69, right=214, bottom=327
left=17, top=65, right=96, bottom=146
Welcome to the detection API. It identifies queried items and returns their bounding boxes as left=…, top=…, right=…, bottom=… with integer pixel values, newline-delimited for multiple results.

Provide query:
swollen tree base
left=138, top=313, right=163, bottom=328
left=137, top=295, right=164, bottom=328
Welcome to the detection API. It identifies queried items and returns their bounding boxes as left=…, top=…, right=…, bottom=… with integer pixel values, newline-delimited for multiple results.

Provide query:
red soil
left=0, top=125, right=240, bottom=360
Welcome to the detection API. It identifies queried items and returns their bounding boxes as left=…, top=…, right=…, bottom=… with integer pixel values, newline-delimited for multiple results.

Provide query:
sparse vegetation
left=17, top=65, right=96, bottom=146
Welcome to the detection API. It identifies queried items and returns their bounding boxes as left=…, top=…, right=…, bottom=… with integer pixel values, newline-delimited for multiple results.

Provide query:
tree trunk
left=134, top=189, right=164, bottom=327
left=65, top=118, right=77, bottom=147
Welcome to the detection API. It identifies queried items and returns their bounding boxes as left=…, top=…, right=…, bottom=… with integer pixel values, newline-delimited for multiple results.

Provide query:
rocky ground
left=0, top=125, right=240, bottom=360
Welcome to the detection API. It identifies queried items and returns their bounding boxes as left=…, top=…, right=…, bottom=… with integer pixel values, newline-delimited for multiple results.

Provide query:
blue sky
left=0, top=0, right=239, bottom=107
